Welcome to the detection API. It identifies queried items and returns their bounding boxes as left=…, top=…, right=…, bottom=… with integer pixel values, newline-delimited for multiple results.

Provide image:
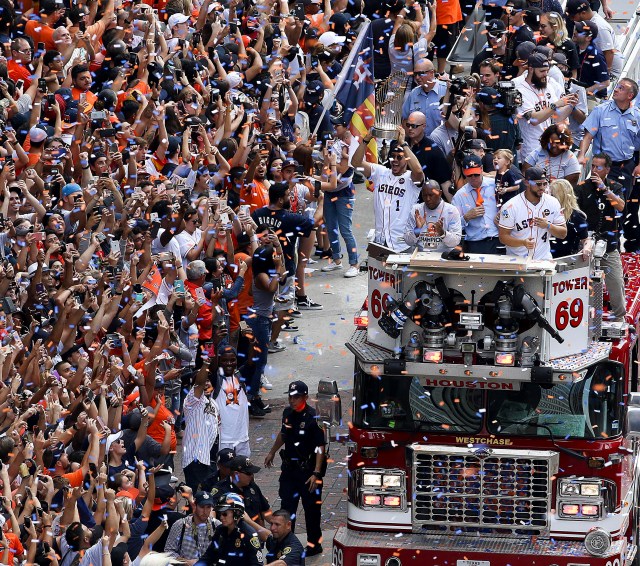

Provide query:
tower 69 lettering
left=555, top=298, right=584, bottom=330
left=370, top=289, right=392, bottom=320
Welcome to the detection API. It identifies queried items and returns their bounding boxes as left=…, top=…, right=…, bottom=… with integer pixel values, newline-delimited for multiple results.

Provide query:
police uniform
left=196, top=519, right=263, bottom=566
left=210, top=477, right=270, bottom=524
left=278, top=401, right=326, bottom=548
left=265, top=531, right=306, bottom=566
left=582, top=99, right=640, bottom=191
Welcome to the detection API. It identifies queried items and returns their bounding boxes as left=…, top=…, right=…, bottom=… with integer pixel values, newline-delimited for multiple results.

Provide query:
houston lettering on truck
left=334, top=246, right=640, bottom=566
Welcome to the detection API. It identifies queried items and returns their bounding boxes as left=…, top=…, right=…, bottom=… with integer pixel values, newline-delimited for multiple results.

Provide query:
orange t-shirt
left=7, top=60, right=32, bottom=88
left=25, top=20, right=56, bottom=51
left=71, top=87, right=97, bottom=111
left=241, top=180, right=269, bottom=213
left=148, top=395, right=177, bottom=452
left=4, top=532, right=24, bottom=559
left=436, top=0, right=463, bottom=25
left=234, top=251, right=253, bottom=317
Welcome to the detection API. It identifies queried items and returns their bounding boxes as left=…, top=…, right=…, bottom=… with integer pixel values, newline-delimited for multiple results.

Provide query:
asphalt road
left=260, top=184, right=371, bottom=401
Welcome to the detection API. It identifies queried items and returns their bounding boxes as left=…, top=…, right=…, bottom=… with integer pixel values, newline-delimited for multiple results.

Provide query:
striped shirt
left=182, top=388, right=220, bottom=468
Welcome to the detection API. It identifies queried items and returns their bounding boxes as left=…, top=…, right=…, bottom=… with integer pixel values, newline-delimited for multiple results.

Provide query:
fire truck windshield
left=354, top=362, right=623, bottom=439
left=486, top=362, right=624, bottom=439
left=354, top=370, right=484, bottom=433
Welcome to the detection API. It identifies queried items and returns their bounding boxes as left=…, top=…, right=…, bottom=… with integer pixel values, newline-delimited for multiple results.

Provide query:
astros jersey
left=499, top=192, right=565, bottom=260
left=403, top=201, right=462, bottom=252
left=368, top=163, right=422, bottom=252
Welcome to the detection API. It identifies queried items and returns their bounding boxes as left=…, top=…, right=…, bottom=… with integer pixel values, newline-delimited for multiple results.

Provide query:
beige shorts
left=274, top=275, right=296, bottom=312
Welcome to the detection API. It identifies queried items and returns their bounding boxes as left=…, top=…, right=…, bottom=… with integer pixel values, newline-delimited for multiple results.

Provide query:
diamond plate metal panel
left=333, top=525, right=626, bottom=558
left=346, top=329, right=389, bottom=363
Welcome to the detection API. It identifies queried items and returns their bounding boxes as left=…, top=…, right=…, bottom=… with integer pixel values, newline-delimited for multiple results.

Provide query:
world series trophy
left=371, top=71, right=411, bottom=140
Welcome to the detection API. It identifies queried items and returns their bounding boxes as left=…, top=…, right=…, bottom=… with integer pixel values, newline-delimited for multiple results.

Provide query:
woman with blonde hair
left=389, top=3, right=436, bottom=76
left=549, top=179, right=590, bottom=257
left=538, top=12, right=579, bottom=76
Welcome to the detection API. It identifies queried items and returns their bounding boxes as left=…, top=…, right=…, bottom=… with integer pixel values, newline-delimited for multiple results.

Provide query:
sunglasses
left=406, top=123, right=425, bottom=129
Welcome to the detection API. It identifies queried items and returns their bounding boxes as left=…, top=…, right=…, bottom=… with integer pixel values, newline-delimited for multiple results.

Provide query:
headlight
left=383, top=474, right=402, bottom=488
left=580, top=483, right=600, bottom=496
left=362, top=494, right=382, bottom=506
left=560, top=479, right=600, bottom=496
left=363, top=473, right=382, bottom=487
left=560, top=483, right=580, bottom=496
left=581, top=504, right=600, bottom=516
left=358, top=469, right=406, bottom=511
left=561, top=504, right=580, bottom=515
left=559, top=502, right=602, bottom=519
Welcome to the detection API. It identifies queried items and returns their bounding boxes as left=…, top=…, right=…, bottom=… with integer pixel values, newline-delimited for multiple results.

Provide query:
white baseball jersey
left=516, top=75, right=565, bottom=162
left=499, top=192, right=565, bottom=260
left=368, top=163, right=422, bottom=252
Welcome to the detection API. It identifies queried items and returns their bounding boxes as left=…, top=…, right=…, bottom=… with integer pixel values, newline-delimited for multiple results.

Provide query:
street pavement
left=247, top=184, right=373, bottom=563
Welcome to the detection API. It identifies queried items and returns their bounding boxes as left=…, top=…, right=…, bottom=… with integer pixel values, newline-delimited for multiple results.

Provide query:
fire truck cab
left=333, top=246, right=640, bottom=566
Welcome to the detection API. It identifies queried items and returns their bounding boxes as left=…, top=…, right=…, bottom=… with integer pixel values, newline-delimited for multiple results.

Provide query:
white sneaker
left=321, top=262, right=343, bottom=272
left=344, top=266, right=359, bottom=278
left=268, top=341, right=287, bottom=353
left=260, top=374, right=273, bottom=390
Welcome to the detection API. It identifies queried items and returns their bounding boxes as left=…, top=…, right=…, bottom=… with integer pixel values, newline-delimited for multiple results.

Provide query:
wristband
left=547, top=222, right=551, bottom=230
left=312, top=471, right=323, bottom=478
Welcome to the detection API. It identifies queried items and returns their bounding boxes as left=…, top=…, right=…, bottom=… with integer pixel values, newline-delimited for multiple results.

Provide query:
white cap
left=318, top=31, right=346, bottom=47
left=168, top=13, right=190, bottom=29
left=105, top=430, right=123, bottom=454
left=29, top=127, right=48, bottom=143
left=226, top=71, right=243, bottom=89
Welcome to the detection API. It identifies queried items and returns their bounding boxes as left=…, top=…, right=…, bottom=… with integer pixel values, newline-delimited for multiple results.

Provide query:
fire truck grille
left=412, top=447, right=558, bottom=536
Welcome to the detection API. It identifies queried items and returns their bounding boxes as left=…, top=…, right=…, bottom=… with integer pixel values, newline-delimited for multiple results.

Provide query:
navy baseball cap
left=217, top=448, right=236, bottom=467
left=462, top=155, right=483, bottom=175
left=524, top=166, right=547, bottom=182
left=287, top=380, right=309, bottom=396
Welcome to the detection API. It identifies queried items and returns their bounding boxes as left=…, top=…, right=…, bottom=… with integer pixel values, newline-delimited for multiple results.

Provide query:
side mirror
left=626, top=393, right=640, bottom=434
left=316, top=379, right=341, bottom=427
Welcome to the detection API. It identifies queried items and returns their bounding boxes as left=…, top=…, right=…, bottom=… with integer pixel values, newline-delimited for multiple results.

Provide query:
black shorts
left=433, top=22, right=461, bottom=58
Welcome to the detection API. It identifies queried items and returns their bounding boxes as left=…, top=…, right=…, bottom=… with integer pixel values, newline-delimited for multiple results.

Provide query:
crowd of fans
left=0, top=0, right=633, bottom=560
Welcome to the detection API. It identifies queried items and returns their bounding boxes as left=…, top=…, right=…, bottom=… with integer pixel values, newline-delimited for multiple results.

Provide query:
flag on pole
left=333, top=21, right=377, bottom=163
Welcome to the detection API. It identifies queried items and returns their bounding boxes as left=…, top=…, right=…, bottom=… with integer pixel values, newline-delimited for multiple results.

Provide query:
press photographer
left=475, top=84, right=522, bottom=159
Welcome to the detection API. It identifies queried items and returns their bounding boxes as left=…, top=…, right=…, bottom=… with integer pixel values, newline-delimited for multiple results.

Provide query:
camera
left=449, top=77, right=468, bottom=98
left=453, top=126, right=477, bottom=166
left=496, top=81, right=522, bottom=115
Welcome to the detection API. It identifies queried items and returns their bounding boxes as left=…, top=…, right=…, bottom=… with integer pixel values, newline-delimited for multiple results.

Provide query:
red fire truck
left=332, top=246, right=640, bottom=566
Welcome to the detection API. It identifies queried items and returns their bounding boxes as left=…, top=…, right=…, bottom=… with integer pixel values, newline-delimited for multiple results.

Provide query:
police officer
left=196, top=493, right=263, bottom=566
left=265, top=509, right=305, bottom=566
left=210, top=456, right=271, bottom=526
left=264, top=381, right=326, bottom=557
left=577, top=78, right=640, bottom=192
left=201, top=448, right=236, bottom=491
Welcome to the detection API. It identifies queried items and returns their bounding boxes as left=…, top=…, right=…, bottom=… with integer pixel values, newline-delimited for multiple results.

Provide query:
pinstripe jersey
left=182, top=388, right=220, bottom=468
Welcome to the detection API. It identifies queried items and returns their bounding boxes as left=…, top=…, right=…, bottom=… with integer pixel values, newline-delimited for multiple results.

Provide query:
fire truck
left=332, top=244, right=640, bottom=566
